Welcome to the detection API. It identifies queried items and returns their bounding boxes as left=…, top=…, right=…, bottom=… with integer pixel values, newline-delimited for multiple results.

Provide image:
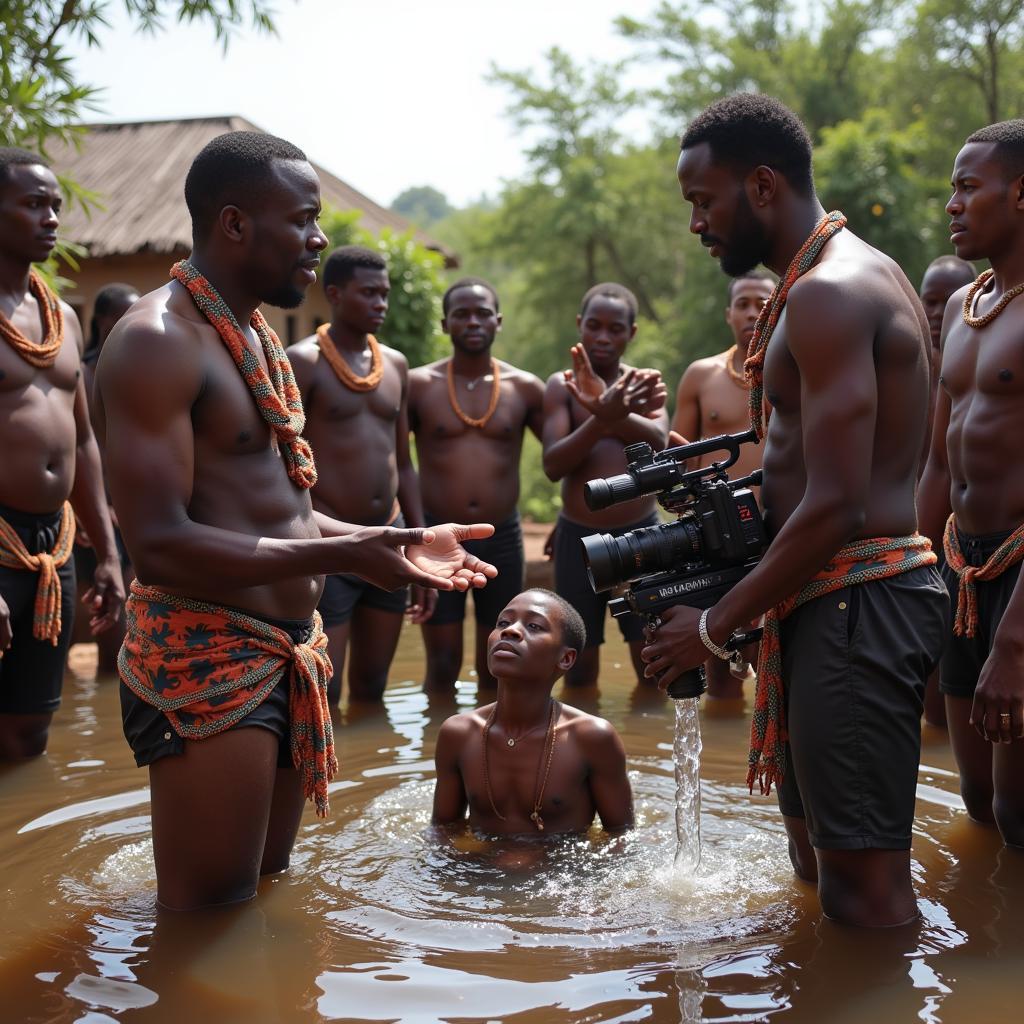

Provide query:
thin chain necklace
left=482, top=698, right=559, bottom=832
left=447, top=357, right=501, bottom=428
left=962, top=269, right=1024, bottom=329
left=744, top=211, right=847, bottom=439
left=724, top=345, right=750, bottom=390
left=316, top=323, right=383, bottom=391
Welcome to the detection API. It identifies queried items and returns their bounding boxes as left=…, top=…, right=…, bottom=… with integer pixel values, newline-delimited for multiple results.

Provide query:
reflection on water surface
left=0, top=628, right=1020, bottom=1022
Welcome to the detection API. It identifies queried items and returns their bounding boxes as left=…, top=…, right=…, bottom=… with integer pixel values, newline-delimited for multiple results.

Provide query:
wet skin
left=671, top=276, right=773, bottom=698
left=431, top=591, right=634, bottom=836
left=409, top=284, right=546, bottom=691
left=918, top=141, right=1024, bottom=846
left=643, top=140, right=934, bottom=927
left=291, top=266, right=426, bottom=703
left=93, top=158, right=497, bottom=910
left=542, top=297, right=669, bottom=687
left=0, top=163, right=123, bottom=758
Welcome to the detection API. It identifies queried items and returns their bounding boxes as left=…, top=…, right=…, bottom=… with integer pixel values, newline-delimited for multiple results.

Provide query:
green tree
left=319, top=207, right=446, bottom=368
left=391, top=185, right=453, bottom=227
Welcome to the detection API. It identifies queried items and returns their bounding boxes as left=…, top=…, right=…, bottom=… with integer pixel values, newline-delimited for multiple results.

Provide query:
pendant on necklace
left=507, top=736, right=515, bottom=747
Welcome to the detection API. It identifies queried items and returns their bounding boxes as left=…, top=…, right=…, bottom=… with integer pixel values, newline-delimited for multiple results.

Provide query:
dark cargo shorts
left=776, top=565, right=948, bottom=851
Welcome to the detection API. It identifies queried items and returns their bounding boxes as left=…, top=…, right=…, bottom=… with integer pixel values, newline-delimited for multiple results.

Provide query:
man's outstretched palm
left=406, top=523, right=498, bottom=590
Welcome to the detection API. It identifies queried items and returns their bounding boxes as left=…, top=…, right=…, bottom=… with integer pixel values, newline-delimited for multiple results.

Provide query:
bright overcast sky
left=66, top=0, right=661, bottom=209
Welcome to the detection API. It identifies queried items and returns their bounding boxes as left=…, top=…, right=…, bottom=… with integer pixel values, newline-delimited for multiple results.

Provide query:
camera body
left=581, top=429, right=767, bottom=697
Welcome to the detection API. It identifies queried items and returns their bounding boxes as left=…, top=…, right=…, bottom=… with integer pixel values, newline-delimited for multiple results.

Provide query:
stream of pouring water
left=673, top=697, right=703, bottom=870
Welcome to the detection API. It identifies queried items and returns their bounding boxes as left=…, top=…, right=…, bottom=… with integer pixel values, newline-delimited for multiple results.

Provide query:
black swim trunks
left=553, top=512, right=659, bottom=648
left=317, top=514, right=409, bottom=628
left=776, top=564, right=947, bottom=851
left=939, top=526, right=1018, bottom=699
left=425, top=511, right=525, bottom=629
left=0, top=503, right=76, bottom=715
left=120, top=612, right=313, bottom=768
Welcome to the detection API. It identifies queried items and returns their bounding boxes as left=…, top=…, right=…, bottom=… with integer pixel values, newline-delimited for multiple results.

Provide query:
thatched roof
left=49, top=115, right=455, bottom=263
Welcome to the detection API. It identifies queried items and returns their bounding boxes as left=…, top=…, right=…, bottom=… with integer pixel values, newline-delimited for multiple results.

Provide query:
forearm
left=131, top=517, right=348, bottom=590
left=397, top=463, right=426, bottom=529
left=709, top=496, right=865, bottom=638
left=543, top=417, right=608, bottom=481
left=70, top=437, right=119, bottom=564
left=606, top=412, right=667, bottom=448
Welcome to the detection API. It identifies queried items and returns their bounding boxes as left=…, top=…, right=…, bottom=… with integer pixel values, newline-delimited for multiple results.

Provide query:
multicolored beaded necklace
left=170, top=260, right=317, bottom=489
left=744, top=210, right=847, bottom=439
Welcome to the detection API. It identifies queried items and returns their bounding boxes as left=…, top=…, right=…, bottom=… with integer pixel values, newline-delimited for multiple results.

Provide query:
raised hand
left=405, top=523, right=498, bottom=589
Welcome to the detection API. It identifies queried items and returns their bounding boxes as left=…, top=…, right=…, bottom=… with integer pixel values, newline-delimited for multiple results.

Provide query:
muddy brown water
left=1, top=624, right=1020, bottom=1023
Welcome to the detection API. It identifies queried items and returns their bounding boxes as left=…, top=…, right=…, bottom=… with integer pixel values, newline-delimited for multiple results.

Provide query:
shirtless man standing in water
left=643, top=95, right=946, bottom=927
left=291, top=246, right=429, bottom=704
left=0, top=148, right=123, bottom=758
left=919, top=120, right=1024, bottom=848
left=672, top=270, right=774, bottom=701
left=409, top=278, right=545, bottom=691
left=543, top=283, right=669, bottom=688
left=95, top=131, right=496, bottom=910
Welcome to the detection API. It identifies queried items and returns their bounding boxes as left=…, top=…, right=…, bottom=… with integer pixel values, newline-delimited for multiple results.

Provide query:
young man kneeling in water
left=432, top=589, right=634, bottom=835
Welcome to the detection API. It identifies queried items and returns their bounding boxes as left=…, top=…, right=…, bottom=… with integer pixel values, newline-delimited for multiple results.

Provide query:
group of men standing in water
left=0, top=92, right=1022, bottom=928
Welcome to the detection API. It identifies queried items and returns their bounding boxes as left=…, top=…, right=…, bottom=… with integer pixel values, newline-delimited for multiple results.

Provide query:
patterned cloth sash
left=744, top=211, right=847, bottom=439
left=0, top=503, right=75, bottom=654
left=169, top=260, right=318, bottom=489
left=748, top=534, right=936, bottom=795
left=119, top=581, right=337, bottom=816
left=0, top=270, right=65, bottom=368
left=943, top=515, right=1024, bottom=639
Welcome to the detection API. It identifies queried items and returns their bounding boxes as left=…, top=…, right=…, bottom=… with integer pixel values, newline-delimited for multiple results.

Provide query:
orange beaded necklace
left=962, top=269, right=1024, bottom=329
left=316, top=323, right=384, bottom=391
left=723, top=345, right=750, bottom=390
left=0, top=270, right=64, bottom=368
left=446, top=358, right=501, bottom=428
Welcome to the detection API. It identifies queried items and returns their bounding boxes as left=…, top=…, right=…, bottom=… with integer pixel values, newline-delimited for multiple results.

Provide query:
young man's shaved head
left=965, top=119, right=1024, bottom=183
left=443, top=277, right=500, bottom=315
left=579, top=282, right=639, bottom=325
left=184, top=130, right=308, bottom=241
left=322, top=245, right=387, bottom=291
left=727, top=268, right=776, bottom=301
left=524, top=588, right=587, bottom=653
left=0, top=146, right=48, bottom=185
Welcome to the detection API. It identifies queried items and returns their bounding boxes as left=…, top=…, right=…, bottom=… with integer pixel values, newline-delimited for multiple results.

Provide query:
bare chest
left=418, top=380, right=524, bottom=442
left=942, top=317, right=1024, bottom=402
left=313, top=359, right=402, bottom=423
left=698, top=371, right=750, bottom=433
left=0, top=337, right=80, bottom=397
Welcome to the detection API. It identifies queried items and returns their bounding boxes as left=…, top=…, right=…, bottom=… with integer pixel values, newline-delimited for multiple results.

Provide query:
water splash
left=673, top=697, right=703, bottom=871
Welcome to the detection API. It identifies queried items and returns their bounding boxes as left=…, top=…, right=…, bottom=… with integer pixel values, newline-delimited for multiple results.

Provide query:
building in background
left=49, top=115, right=456, bottom=342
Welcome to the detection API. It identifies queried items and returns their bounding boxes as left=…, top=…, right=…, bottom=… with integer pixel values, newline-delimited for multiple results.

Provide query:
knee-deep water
left=0, top=625, right=1019, bottom=1023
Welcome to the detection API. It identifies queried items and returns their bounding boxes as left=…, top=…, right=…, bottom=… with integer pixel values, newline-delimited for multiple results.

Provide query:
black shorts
left=317, top=514, right=409, bottom=628
left=120, top=614, right=314, bottom=768
left=776, top=565, right=947, bottom=851
left=939, top=526, right=1018, bottom=698
left=74, top=522, right=131, bottom=584
left=0, top=504, right=76, bottom=715
left=552, top=512, right=659, bottom=648
left=425, top=511, right=525, bottom=628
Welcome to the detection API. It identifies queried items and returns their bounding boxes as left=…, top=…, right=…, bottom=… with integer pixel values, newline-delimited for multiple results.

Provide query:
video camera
left=581, top=429, right=766, bottom=699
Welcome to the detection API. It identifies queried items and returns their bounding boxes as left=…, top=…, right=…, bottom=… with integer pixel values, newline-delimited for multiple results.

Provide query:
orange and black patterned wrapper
left=119, top=581, right=337, bottom=816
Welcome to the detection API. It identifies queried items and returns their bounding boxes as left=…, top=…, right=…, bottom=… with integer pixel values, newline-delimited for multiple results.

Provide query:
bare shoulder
left=287, top=335, right=319, bottom=367
left=498, top=360, right=544, bottom=392
left=561, top=704, right=623, bottom=747
left=438, top=705, right=488, bottom=738
left=409, top=357, right=447, bottom=382
left=59, top=298, right=85, bottom=354
left=381, top=343, right=409, bottom=372
left=544, top=369, right=569, bottom=394
left=97, top=284, right=204, bottom=394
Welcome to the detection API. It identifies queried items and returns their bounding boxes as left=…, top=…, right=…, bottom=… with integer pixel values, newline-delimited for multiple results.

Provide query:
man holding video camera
left=642, top=95, right=947, bottom=928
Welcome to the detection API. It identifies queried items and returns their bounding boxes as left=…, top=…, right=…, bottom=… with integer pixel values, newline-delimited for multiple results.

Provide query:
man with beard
left=919, top=120, right=1024, bottom=849
left=671, top=270, right=774, bottom=701
left=291, top=246, right=429, bottom=705
left=0, top=148, right=124, bottom=758
left=642, top=94, right=946, bottom=927
left=94, top=131, right=497, bottom=910
left=543, top=283, right=669, bottom=688
left=408, top=279, right=545, bottom=692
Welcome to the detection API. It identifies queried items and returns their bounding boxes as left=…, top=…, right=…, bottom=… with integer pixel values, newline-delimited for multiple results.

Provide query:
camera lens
left=584, top=472, right=639, bottom=511
left=582, top=518, right=703, bottom=592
